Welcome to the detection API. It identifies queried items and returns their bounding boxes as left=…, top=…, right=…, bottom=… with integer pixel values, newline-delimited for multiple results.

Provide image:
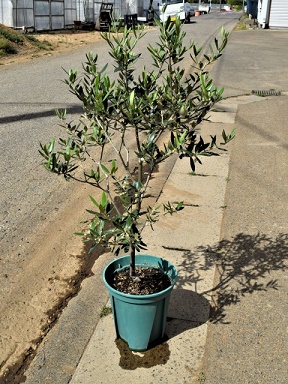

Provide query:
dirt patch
left=0, top=30, right=106, bottom=375
left=0, top=178, right=104, bottom=383
left=0, top=30, right=103, bottom=67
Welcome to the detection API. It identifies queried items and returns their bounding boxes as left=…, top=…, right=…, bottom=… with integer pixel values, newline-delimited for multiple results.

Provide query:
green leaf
left=89, top=195, right=99, bottom=208
left=101, top=192, right=107, bottom=207
left=129, top=90, right=135, bottom=108
left=86, top=209, right=99, bottom=215
left=221, top=128, right=235, bottom=145
left=55, top=109, right=66, bottom=119
left=125, top=216, right=132, bottom=230
left=48, top=138, right=55, bottom=153
left=100, top=163, right=109, bottom=174
left=190, top=157, right=195, bottom=172
left=176, top=201, right=184, bottom=211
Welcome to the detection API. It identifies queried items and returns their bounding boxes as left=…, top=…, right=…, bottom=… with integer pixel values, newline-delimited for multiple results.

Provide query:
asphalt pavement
left=23, top=24, right=288, bottom=384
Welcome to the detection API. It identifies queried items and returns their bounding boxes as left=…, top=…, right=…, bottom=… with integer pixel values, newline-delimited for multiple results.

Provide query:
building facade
left=0, top=0, right=153, bottom=31
left=258, top=0, right=288, bottom=28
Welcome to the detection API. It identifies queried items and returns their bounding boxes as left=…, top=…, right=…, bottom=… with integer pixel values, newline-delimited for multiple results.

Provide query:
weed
left=0, top=38, right=17, bottom=56
left=100, top=305, right=112, bottom=317
left=197, top=371, right=206, bottom=382
left=25, top=35, right=38, bottom=43
left=27, top=36, right=53, bottom=50
left=0, top=24, right=54, bottom=58
left=235, top=15, right=249, bottom=31
left=37, top=42, right=54, bottom=51
left=190, top=172, right=208, bottom=177
left=0, top=26, right=24, bottom=43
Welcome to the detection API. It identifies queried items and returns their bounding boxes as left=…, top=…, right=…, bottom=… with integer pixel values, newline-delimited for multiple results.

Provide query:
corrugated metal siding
left=270, top=0, right=288, bottom=28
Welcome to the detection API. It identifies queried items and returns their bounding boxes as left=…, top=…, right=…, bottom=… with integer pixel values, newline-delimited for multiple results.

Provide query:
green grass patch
left=0, top=23, right=54, bottom=57
left=35, top=40, right=54, bottom=51
left=235, top=15, right=249, bottom=31
left=0, top=25, right=24, bottom=44
left=25, top=34, right=38, bottom=43
left=0, top=37, right=17, bottom=55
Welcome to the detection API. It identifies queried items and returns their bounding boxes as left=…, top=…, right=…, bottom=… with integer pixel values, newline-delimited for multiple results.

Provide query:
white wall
left=258, top=0, right=288, bottom=28
left=0, top=0, right=14, bottom=27
left=258, top=0, right=270, bottom=28
left=269, top=0, right=288, bottom=28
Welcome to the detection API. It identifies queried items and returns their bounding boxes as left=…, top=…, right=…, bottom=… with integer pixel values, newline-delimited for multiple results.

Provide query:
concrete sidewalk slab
left=201, top=96, right=288, bottom=384
left=211, top=30, right=288, bottom=99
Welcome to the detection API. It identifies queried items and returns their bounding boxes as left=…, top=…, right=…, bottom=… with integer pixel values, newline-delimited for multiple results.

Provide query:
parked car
left=198, top=3, right=211, bottom=14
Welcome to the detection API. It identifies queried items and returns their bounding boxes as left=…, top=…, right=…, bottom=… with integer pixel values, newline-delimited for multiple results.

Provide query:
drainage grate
left=252, top=89, right=281, bottom=97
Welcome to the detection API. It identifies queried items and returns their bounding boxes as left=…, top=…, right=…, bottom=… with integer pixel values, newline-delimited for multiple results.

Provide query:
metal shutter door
left=270, top=0, right=288, bottom=28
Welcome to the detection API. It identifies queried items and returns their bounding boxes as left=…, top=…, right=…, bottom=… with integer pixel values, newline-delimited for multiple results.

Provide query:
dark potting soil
left=112, top=267, right=172, bottom=295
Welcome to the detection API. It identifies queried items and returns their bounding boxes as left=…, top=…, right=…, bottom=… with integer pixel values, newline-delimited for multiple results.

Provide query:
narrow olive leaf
left=48, top=138, right=55, bottom=153
left=218, top=87, right=224, bottom=97
left=179, top=130, right=187, bottom=143
left=228, top=129, right=235, bottom=142
left=171, top=131, right=175, bottom=146
left=99, top=62, right=108, bottom=74
left=199, top=73, right=209, bottom=100
left=101, top=191, right=107, bottom=206
left=87, top=208, right=101, bottom=215
left=55, top=108, right=67, bottom=119
left=176, top=201, right=184, bottom=211
left=100, top=163, right=109, bottom=174
left=129, top=90, right=135, bottom=108
left=210, top=135, right=217, bottom=148
left=190, top=157, right=196, bottom=172
left=89, top=195, right=99, bottom=207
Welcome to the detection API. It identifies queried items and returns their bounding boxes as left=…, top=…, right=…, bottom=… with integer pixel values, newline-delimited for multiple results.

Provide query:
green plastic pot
left=102, top=254, right=177, bottom=351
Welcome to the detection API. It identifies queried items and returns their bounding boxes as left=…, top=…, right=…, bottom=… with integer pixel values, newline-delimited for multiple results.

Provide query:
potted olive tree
left=39, top=18, right=233, bottom=351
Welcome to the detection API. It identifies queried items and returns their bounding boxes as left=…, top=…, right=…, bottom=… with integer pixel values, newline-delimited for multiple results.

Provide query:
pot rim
left=102, top=254, right=178, bottom=299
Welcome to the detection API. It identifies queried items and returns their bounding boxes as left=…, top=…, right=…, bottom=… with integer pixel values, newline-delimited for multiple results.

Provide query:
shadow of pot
left=166, top=289, right=211, bottom=338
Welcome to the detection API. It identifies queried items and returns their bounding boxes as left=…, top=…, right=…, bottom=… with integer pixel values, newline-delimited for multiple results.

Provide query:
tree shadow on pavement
left=176, top=232, right=288, bottom=324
